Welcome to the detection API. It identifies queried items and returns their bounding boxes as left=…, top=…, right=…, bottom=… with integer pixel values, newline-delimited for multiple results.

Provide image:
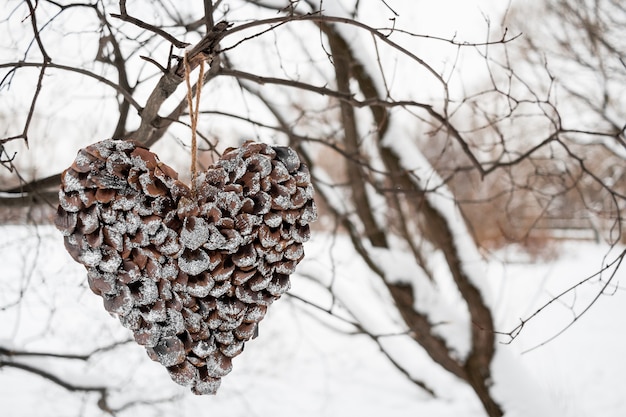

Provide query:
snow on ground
left=487, top=243, right=626, bottom=416
left=0, top=225, right=624, bottom=416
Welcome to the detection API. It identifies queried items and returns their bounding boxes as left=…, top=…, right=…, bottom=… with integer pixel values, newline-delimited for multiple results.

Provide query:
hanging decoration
left=55, top=138, right=316, bottom=394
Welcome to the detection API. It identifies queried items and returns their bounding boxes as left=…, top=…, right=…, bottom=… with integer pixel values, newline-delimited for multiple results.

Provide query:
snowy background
left=1, top=0, right=625, bottom=415
left=1, top=225, right=624, bottom=416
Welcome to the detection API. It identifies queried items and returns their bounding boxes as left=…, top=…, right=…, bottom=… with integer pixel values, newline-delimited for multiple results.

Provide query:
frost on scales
left=55, top=139, right=317, bottom=395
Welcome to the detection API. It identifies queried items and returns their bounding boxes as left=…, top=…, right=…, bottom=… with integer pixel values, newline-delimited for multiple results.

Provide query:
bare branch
left=129, top=21, right=231, bottom=145
left=0, top=61, right=142, bottom=115
left=0, top=360, right=107, bottom=393
left=110, top=1, right=189, bottom=48
left=497, top=248, right=626, bottom=346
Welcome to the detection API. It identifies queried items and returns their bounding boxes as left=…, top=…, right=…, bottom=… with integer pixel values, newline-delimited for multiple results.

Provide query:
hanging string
left=183, top=51, right=205, bottom=198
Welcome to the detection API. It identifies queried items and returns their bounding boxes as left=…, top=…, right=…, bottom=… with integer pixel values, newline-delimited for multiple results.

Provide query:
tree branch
left=0, top=360, right=107, bottom=393
left=110, top=0, right=189, bottom=49
left=129, top=21, right=231, bottom=145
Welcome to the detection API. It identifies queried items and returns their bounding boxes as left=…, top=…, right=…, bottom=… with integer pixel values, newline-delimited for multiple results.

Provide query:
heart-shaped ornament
left=55, top=139, right=317, bottom=394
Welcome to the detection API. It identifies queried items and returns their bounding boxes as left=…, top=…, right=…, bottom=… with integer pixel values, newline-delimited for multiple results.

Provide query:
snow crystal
left=113, top=139, right=136, bottom=151
left=122, top=263, right=142, bottom=284
left=284, top=243, right=304, bottom=261
left=271, top=193, right=292, bottom=210
left=271, top=161, right=291, bottom=184
left=149, top=223, right=168, bottom=246
left=158, top=279, right=173, bottom=301
left=192, top=378, right=221, bottom=395
left=120, top=211, right=143, bottom=235
left=92, top=172, right=127, bottom=190
left=232, top=269, right=256, bottom=286
left=103, top=226, right=124, bottom=252
left=118, top=307, right=142, bottom=330
left=218, top=315, right=244, bottom=332
left=209, top=281, right=232, bottom=298
left=207, top=310, right=222, bottom=330
left=261, top=175, right=274, bottom=193
left=183, top=309, right=203, bottom=332
left=266, top=274, right=291, bottom=296
left=180, top=217, right=210, bottom=250
left=142, top=301, right=167, bottom=323
left=282, top=177, right=297, bottom=195
left=233, top=244, right=257, bottom=268
left=234, top=323, right=257, bottom=340
left=153, top=337, right=186, bottom=367
left=159, top=262, right=177, bottom=280
left=216, top=298, right=245, bottom=319
left=274, top=233, right=292, bottom=251
left=178, top=249, right=210, bottom=275
left=248, top=273, right=272, bottom=292
left=111, top=196, right=136, bottom=211
left=275, top=260, right=296, bottom=275
left=217, top=229, right=242, bottom=253
left=235, top=285, right=266, bottom=305
left=99, top=205, right=117, bottom=224
left=79, top=247, right=102, bottom=267
left=133, top=324, right=161, bottom=347
left=98, top=249, right=122, bottom=273
left=169, top=180, right=191, bottom=200
left=132, top=278, right=158, bottom=306
left=150, top=196, right=168, bottom=216
left=73, top=150, right=92, bottom=171
left=219, top=341, right=243, bottom=358
left=205, top=352, right=233, bottom=378
left=251, top=192, right=271, bottom=215
left=257, top=259, right=276, bottom=278
left=219, top=154, right=246, bottom=181
left=58, top=191, right=81, bottom=212
left=212, top=262, right=235, bottom=282
left=187, top=280, right=214, bottom=298
left=203, top=167, right=228, bottom=187
left=138, top=173, right=154, bottom=194
left=264, top=248, right=283, bottom=263
left=168, top=361, right=199, bottom=387
left=62, top=170, right=83, bottom=192
left=235, top=213, right=261, bottom=236
left=273, top=146, right=300, bottom=173
left=192, top=338, right=217, bottom=358
left=213, top=331, right=235, bottom=346
left=163, top=309, right=185, bottom=336
left=217, top=191, right=242, bottom=217
left=87, top=269, right=117, bottom=295
left=216, top=217, right=235, bottom=230
left=293, top=169, right=310, bottom=186
left=130, top=155, right=148, bottom=172
left=140, top=215, right=162, bottom=236
left=263, top=212, right=283, bottom=228
left=105, top=152, right=131, bottom=175
left=158, top=229, right=182, bottom=256
left=246, top=153, right=273, bottom=177
left=79, top=208, right=99, bottom=234
left=259, top=227, right=281, bottom=249
left=243, top=304, right=267, bottom=322
left=282, top=209, right=300, bottom=225
left=93, top=140, right=113, bottom=158
left=300, top=202, right=318, bottom=225
left=301, top=183, right=315, bottom=200
left=103, top=285, right=133, bottom=316
left=176, top=291, right=192, bottom=308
